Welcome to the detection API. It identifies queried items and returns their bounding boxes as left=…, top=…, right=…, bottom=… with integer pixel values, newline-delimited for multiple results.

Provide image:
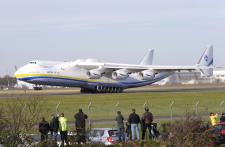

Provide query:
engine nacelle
left=112, top=69, right=129, bottom=80
left=139, top=70, right=156, bottom=80
left=87, top=69, right=103, bottom=79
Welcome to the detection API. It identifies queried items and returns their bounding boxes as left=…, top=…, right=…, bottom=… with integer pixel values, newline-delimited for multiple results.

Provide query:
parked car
left=88, top=128, right=119, bottom=145
left=207, top=122, right=225, bottom=145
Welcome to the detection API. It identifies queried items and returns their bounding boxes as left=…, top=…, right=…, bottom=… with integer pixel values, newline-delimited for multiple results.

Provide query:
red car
left=208, top=122, right=225, bottom=145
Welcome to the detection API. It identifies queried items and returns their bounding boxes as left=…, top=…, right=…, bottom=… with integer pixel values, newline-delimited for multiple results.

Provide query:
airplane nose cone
left=14, top=69, right=21, bottom=78
left=14, top=66, right=25, bottom=79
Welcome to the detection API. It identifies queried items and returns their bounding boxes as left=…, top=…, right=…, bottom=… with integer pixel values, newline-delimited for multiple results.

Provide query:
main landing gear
left=80, top=85, right=123, bottom=93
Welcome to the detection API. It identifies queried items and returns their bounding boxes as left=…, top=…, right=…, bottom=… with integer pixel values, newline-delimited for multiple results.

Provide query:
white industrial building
left=157, top=67, right=225, bottom=85
left=213, top=68, right=225, bottom=83
left=14, top=80, right=34, bottom=89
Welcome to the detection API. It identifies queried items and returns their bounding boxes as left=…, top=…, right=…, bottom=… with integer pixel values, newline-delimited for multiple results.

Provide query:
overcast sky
left=0, top=0, right=225, bottom=76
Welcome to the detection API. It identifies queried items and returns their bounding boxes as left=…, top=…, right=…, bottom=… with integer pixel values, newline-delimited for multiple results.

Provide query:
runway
left=124, top=84, right=225, bottom=93
left=0, top=84, right=225, bottom=99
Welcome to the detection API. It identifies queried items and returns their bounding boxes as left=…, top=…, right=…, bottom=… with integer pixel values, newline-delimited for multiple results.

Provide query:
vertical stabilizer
left=140, top=49, right=154, bottom=65
left=197, top=45, right=213, bottom=77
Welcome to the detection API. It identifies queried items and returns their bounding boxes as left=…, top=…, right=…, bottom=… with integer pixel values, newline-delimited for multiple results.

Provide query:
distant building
left=14, top=80, right=62, bottom=90
left=15, top=80, right=34, bottom=89
left=213, top=68, right=225, bottom=83
left=157, top=67, right=225, bottom=85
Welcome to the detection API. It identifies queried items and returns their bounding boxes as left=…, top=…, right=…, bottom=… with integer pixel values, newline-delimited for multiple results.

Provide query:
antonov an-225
left=15, top=45, right=213, bottom=93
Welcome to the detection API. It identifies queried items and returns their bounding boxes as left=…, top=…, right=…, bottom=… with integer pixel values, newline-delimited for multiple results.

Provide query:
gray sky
left=0, top=0, right=225, bottom=76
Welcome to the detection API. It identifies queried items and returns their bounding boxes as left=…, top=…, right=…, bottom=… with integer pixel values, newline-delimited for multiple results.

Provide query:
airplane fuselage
left=15, top=45, right=213, bottom=93
left=15, top=60, right=172, bottom=93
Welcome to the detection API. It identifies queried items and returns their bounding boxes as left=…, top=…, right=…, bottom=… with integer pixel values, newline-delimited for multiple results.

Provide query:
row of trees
left=0, top=75, right=17, bottom=87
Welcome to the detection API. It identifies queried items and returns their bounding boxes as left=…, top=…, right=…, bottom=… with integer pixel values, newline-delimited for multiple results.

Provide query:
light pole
left=220, top=100, right=224, bottom=115
left=88, top=99, right=92, bottom=130
left=195, top=100, right=199, bottom=116
left=170, top=100, right=174, bottom=121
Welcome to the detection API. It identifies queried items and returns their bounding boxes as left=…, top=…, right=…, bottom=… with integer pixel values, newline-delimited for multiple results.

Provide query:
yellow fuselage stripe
left=15, top=73, right=115, bottom=83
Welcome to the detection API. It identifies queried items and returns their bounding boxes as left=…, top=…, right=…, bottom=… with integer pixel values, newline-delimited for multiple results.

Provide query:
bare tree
left=0, top=97, right=48, bottom=146
left=162, top=114, right=214, bottom=147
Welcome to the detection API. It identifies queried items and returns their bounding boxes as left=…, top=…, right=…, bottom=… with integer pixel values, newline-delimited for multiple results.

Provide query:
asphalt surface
left=0, top=84, right=225, bottom=99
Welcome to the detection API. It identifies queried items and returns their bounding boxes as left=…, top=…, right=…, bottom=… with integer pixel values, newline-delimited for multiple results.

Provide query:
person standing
left=50, top=114, right=59, bottom=142
left=115, top=111, right=125, bottom=141
left=141, top=107, right=153, bottom=141
left=209, top=112, right=218, bottom=126
left=59, top=113, right=69, bottom=146
left=39, top=117, right=50, bottom=142
left=74, top=108, right=88, bottom=144
left=128, top=109, right=140, bottom=140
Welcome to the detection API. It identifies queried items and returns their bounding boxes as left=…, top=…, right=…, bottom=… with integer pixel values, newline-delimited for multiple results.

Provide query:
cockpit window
left=29, top=61, right=37, bottom=64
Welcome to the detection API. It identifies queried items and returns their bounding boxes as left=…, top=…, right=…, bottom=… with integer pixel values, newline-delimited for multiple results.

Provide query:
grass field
left=0, top=89, right=225, bottom=123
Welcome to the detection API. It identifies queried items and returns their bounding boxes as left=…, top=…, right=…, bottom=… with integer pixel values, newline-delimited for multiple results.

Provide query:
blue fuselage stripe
left=18, top=74, right=171, bottom=89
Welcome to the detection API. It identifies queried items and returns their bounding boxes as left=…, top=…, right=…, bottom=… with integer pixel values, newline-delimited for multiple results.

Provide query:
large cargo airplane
left=15, top=45, right=213, bottom=93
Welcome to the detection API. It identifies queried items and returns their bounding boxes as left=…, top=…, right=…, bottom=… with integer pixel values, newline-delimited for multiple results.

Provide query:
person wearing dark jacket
left=50, top=114, right=59, bottom=141
left=220, top=113, right=225, bottom=122
left=74, top=108, right=88, bottom=144
left=128, top=109, right=140, bottom=140
left=39, top=117, right=50, bottom=141
left=115, top=111, right=125, bottom=141
left=141, top=107, right=153, bottom=140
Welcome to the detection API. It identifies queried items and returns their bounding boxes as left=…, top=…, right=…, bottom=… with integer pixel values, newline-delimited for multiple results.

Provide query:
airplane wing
left=74, top=45, right=213, bottom=78
left=76, top=62, right=197, bottom=73
left=103, top=63, right=197, bottom=72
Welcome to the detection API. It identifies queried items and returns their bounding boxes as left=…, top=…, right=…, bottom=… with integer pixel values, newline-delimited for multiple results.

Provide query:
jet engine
left=139, top=70, right=156, bottom=80
left=87, top=68, right=104, bottom=79
left=112, top=69, right=129, bottom=80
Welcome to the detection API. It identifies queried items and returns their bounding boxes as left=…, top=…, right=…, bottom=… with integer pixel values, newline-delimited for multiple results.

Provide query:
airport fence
left=54, top=98, right=225, bottom=129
